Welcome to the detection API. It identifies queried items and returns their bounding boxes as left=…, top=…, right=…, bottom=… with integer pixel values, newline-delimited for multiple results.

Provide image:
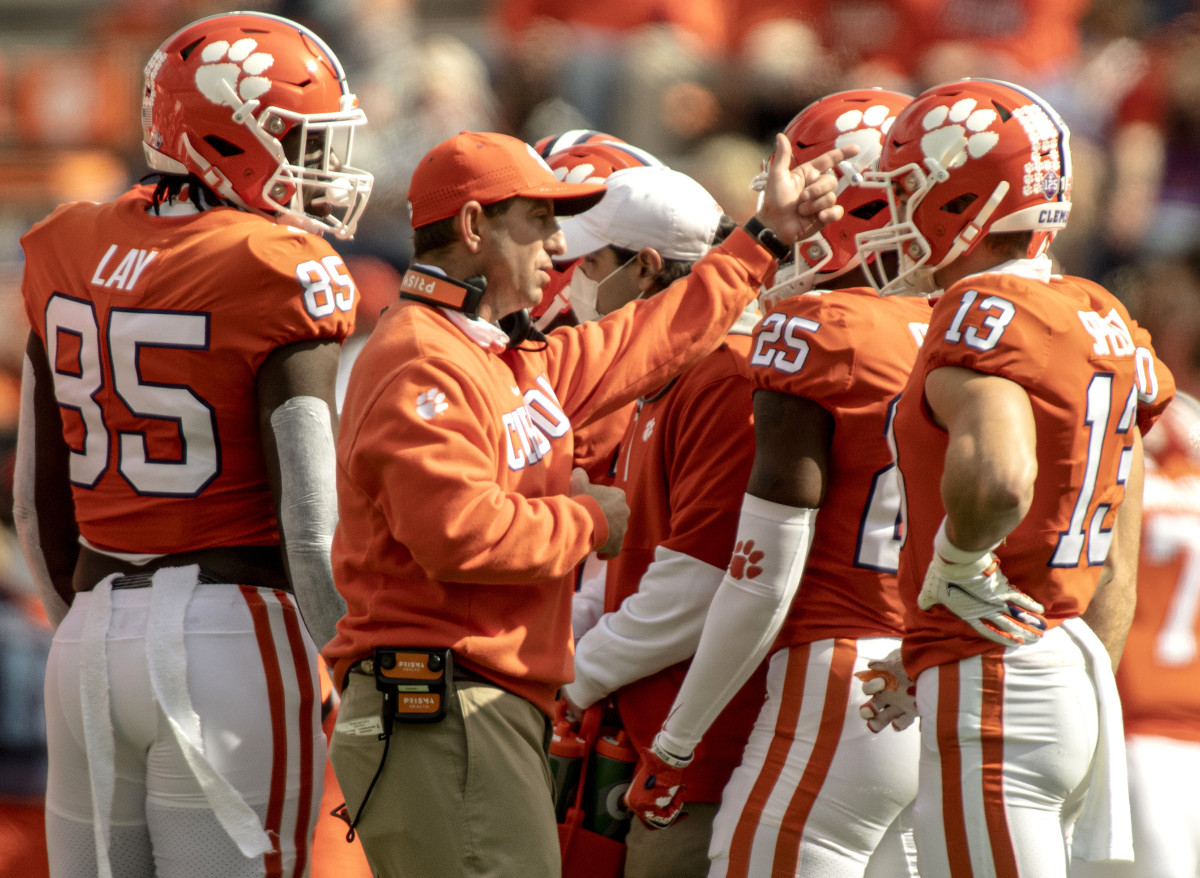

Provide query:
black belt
left=347, top=656, right=494, bottom=685
left=110, top=570, right=224, bottom=590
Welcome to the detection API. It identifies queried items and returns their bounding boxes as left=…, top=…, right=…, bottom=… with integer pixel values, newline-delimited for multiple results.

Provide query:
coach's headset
left=398, top=267, right=547, bottom=350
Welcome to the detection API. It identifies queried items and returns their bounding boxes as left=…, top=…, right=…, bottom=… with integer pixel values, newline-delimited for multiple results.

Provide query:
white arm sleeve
left=13, top=353, right=69, bottom=629
left=270, top=396, right=344, bottom=648
left=566, top=547, right=724, bottom=709
left=657, top=494, right=817, bottom=756
left=572, top=554, right=608, bottom=643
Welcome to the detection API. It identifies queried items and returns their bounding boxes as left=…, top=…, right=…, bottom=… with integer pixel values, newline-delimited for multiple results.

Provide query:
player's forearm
left=657, top=495, right=816, bottom=754
left=15, top=341, right=78, bottom=627
left=271, top=396, right=345, bottom=646
left=1082, top=429, right=1143, bottom=669
left=940, top=437, right=1035, bottom=551
left=927, top=368, right=1037, bottom=552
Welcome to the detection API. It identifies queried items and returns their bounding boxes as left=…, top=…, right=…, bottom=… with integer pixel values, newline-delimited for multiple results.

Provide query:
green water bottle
left=581, top=730, right=637, bottom=840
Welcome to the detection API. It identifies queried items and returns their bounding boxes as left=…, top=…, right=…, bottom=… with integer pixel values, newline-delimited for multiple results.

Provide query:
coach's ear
left=459, top=201, right=485, bottom=253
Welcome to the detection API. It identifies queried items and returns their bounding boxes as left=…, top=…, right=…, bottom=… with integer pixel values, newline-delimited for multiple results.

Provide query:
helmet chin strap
left=180, top=134, right=239, bottom=206
left=931, top=179, right=1010, bottom=280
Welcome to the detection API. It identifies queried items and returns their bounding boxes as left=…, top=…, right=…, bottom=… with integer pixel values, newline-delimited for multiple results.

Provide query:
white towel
left=1061, top=616, right=1134, bottom=862
left=145, top=565, right=274, bottom=860
left=80, top=574, right=118, bottom=878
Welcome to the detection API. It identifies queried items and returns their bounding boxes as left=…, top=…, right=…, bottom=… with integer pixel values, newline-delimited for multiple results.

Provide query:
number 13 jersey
left=20, top=185, right=357, bottom=555
left=892, top=259, right=1174, bottom=679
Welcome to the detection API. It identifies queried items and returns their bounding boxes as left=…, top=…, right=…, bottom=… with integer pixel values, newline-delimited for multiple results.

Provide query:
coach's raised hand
left=755, top=133, right=859, bottom=246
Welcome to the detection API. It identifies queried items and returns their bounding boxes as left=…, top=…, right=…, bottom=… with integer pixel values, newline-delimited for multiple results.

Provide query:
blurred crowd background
left=2, top=0, right=1200, bottom=872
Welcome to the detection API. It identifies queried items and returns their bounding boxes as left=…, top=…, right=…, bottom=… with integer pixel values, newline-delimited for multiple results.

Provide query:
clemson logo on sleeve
left=416, top=388, right=448, bottom=420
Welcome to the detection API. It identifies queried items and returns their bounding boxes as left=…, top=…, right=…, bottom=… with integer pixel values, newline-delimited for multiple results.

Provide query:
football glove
left=854, top=650, right=917, bottom=733
left=624, top=735, right=692, bottom=830
left=918, top=528, right=1046, bottom=647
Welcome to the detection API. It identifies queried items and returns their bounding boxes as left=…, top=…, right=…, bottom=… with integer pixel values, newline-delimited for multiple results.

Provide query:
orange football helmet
left=141, top=11, right=373, bottom=238
left=757, top=88, right=913, bottom=306
left=856, top=79, right=1072, bottom=295
left=545, top=141, right=665, bottom=185
left=534, top=129, right=626, bottom=159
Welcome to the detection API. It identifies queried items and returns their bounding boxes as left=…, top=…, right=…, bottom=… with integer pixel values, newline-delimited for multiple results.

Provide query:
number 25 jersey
left=750, top=287, right=934, bottom=647
left=892, top=260, right=1174, bottom=678
left=20, top=185, right=357, bottom=555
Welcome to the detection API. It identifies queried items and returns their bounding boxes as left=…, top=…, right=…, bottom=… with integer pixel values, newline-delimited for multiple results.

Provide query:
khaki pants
left=624, top=802, right=718, bottom=878
left=330, top=672, right=560, bottom=877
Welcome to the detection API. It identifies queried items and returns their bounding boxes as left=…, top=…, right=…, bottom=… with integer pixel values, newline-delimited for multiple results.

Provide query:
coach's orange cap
left=408, top=131, right=607, bottom=229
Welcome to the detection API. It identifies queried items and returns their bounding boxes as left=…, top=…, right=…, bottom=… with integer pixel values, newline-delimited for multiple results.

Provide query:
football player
left=856, top=79, right=1173, bottom=877
left=623, top=89, right=933, bottom=877
left=1071, top=392, right=1200, bottom=878
left=14, top=12, right=372, bottom=877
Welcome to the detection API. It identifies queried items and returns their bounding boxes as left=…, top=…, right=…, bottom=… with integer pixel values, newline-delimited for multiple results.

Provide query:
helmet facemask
left=857, top=160, right=946, bottom=296
left=262, top=97, right=373, bottom=238
left=752, top=153, right=891, bottom=307
left=753, top=88, right=911, bottom=307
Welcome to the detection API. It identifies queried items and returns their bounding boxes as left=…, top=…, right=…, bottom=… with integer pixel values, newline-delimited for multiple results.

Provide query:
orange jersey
left=750, top=288, right=934, bottom=647
left=604, top=330, right=764, bottom=801
left=894, top=265, right=1175, bottom=679
left=1116, top=399, right=1200, bottom=742
left=326, top=231, right=775, bottom=716
left=20, top=186, right=356, bottom=555
left=572, top=401, right=633, bottom=485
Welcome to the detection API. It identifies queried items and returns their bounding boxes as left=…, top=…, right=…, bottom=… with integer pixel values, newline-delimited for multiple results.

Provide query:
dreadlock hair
left=142, top=173, right=225, bottom=214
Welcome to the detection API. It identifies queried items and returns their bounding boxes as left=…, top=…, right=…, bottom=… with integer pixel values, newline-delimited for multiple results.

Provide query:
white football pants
left=44, top=575, right=324, bottom=878
left=709, top=637, right=920, bottom=877
left=913, top=625, right=1109, bottom=878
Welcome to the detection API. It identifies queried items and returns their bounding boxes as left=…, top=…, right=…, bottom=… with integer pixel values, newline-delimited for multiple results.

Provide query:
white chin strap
left=929, top=179, right=1010, bottom=280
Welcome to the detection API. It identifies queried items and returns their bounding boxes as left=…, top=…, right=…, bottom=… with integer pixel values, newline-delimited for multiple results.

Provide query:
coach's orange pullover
left=326, top=230, right=773, bottom=715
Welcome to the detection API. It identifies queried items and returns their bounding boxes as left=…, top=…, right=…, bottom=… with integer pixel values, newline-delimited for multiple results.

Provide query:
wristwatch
left=743, top=216, right=791, bottom=260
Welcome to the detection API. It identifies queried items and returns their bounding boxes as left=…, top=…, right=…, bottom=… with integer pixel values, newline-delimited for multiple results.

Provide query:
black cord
left=331, top=693, right=395, bottom=843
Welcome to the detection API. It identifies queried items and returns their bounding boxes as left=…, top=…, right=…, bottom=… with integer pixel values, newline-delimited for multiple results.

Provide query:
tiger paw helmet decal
left=916, top=96, right=1067, bottom=203
left=832, top=100, right=902, bottom=170
left=916, top=99, right=1001, bottom=169
left=195, top=38, right=275, bottom=107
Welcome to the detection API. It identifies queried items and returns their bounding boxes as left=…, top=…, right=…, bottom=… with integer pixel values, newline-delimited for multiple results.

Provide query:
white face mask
left=565, top=255, right=636, bottom=322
